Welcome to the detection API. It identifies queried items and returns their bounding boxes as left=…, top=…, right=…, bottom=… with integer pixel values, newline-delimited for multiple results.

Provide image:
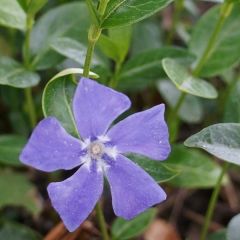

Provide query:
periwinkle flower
left=20, top=78, right=171, bottom=232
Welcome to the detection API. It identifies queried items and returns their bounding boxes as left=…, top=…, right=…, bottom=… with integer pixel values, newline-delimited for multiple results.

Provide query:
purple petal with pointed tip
left=73, top=78, right=131, bottom=139
left=20, top=117, right=83, bottom=172
left=105, top=154, right=166, bottom=220
left=48, top=163, right=103, bottom=232
left=107, top=104, right=170, bottom=160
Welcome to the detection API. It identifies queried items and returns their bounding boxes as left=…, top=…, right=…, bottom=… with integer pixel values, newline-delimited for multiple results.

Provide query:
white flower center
left=89, top=142, right=104, bottom=158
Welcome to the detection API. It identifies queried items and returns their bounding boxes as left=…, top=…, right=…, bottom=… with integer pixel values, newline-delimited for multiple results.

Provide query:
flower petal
left=20, top=117, right=83, bottom=172
left=73, top=78, right=131, bottom=139
left=108, top=104, right=170, bottom=160
left=105, top=154, right=166, bottom=220
left=48, top=163, right=103, bottom=232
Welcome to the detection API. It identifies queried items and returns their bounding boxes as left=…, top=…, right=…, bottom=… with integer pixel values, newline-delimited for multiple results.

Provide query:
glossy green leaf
left=166, top=145, right=223, bottom=188
left=129, top=154, right=179, bottom=183
left=112, top=208, right=156, bottom=240
left=118, top=48, right=194, bottom=91
left=51, top=37, right=101, bottom=67
left=190, top=4, right=240, bottom=77
left=0, top=170, right=42, bottom=215
left=0, top=56, right=40, bottom=88
left=42, top=73, right=78, bottom=137
left=0, top=0, right=26, bottom=30
left=184, top=123, right=240, bottom=165
left=28, top=0, right=47, bottom=16
left=157, top=80, right=203, bottom=123
left=224, top=80, right=240, bottom=123
left=207, top=230, right=226, bottom=240
left=0, top=221, right=41, bottom=240
left=227, top=214, right=240, bottom=240
left=102, top=0, right=172, bottom=28
left=162, top=58, right=218, bottom=99
left=0, top=135, right=26, bottom=166
left=30, top=2, right=90, bottom=70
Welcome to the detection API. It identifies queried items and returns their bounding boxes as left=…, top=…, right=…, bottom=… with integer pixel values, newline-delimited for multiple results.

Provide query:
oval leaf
left=112, top=208, right=156, bottom=240
left=0, top=135, right=26, bottom=166
left=184, top=123, right=240, bottom=165
left=162, top=58, right=218, bottom=99
left=165, top=145, right=223, bottom=188
left=0, top=0, right=26, bottom=30
left=129, top=154, right=179, bottom=183
left=102, top=0, right=172, bottom=28
left=0, top=56, right=40, bottom=88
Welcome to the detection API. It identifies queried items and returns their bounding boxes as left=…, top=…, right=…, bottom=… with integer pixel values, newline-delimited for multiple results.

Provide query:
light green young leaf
left=162, top=58, right=218, bottom=99
left=0, top=56, right=40, bottom=88
left=30, top=2, right=90, bottom=70
left=190, top=4, right=240, bottom=77
left=129, top=154, right=179, bottom=183
left=0, top=170, right=42, bottom=215
left=102, top=0, right=172, bottom=28
left=184, top=123, right=240, bottom=165
left=157, top=80, right=203, bottom=123
left=0, top=0, right=26, bottom=30
left=0, top=135, right=26, bottom=166
left=112, top=209, right=156, bottom=240
left=166, top=145, right=224, bottom=188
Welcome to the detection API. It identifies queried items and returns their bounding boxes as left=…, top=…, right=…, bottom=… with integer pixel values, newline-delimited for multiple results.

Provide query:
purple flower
left=20, top=78, right=171, bottom=232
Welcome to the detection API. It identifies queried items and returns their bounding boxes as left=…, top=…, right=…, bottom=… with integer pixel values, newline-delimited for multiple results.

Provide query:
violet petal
left=20, top=117, right=83, bottom=172
left=108, top=104, right=171, bottom=160
left=73, top=78, right=131, bottom=139
left=48, top=162, right=103, bottom=232
left=105, top=154, right=166, bottom=220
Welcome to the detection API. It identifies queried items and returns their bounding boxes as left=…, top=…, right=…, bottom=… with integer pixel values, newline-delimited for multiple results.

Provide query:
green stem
left=24, top=88, right=37, bottom=128
left=192, top=1, right=233, bottom=76
left=23, top=15, right=37, bottom=129
left=96, top=203, right=109, bottom=240
left=166, top=0, right=184, bottom=45
left=200, top=162, right=229, bottom=240
left=82, top=1, right=110, bottom=239
left=109, top=61, right=122, bottom=88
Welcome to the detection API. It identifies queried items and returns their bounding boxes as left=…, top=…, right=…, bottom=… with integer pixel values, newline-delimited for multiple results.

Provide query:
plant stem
left=200, top=162, right=229, bottom=240
left=109, top=61, right=122, bottom=88
left=23, top=15, right=37, bottom=128
left=192, top=1, right=233, bottom=76
left=96, top=203, right=109, bottom=240
left=82, top=1, right=110, bottom=239
left=166, top=0, right=184, bottom=45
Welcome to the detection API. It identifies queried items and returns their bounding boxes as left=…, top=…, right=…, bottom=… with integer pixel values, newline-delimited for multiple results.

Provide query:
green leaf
left=102, top=0, right=172, bottom=28
left=0, top=221, right=41, bottom=240
left=129, top=154, right=179, bottom=183
left=157, top=80, right=203, bottom=123
left=166, top=145, right=223, bottom=188
left=0, top=135, right=26, bottom=166
left=207, top=230, right=226, bottom=240
left=118, top=48, right=194, bottom=91
left=184, top=123, right=240, bottom=165
left=227, top=214, right=240, bottom=240
left=112, top=209, right=156, bottom=240
left=162, top=58, right=218, bottom=99
left=51, top=37, right=101, bottom=67
left=0, top=56, right=40, bottom=88
left=0, top=0, right=26, bottom=30
left=0, top=170, right=42, bottom=215
left=224, top=80, right=240, bottom=123
left=190, top=4, right=240, bottom=77
left=30, top=2, right=90, bottom=70
left=42, top=70, right=91, bottom=137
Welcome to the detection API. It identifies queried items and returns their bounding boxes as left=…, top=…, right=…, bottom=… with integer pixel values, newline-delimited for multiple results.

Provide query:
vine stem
left=82, top=1, right=110, bottom=239
left=169, top=0, right=233, bottom=140
left=23, top=15, right=37, bottom=128
left=200, top=162, right=229, bottom=240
